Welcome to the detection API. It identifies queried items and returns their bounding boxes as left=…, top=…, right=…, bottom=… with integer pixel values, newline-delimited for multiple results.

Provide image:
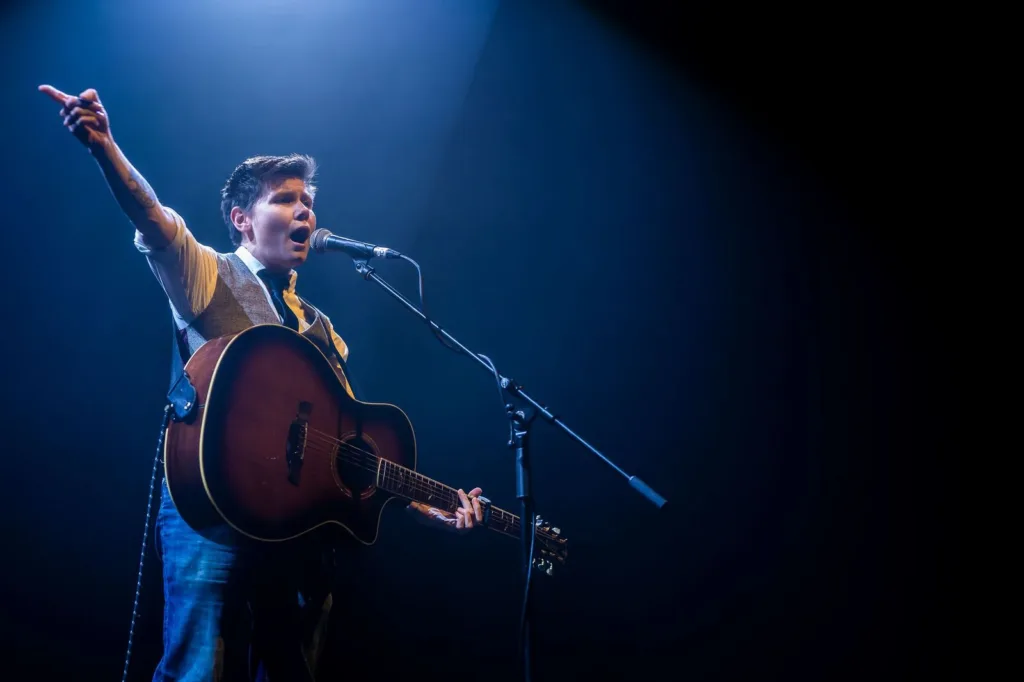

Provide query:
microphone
left=310, top=228, right=403, bottom=259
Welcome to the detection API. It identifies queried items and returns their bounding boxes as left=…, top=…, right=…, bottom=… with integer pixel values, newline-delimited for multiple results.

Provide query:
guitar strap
left=169, top=311, right=188, bottom=388
left=299, top=295, right=363, bottom=399
left=167, top=313, right=198, bottom=424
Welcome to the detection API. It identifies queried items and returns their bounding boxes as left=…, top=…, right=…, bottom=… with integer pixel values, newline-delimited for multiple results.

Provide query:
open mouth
left=289, top=226, right=311, bottom=244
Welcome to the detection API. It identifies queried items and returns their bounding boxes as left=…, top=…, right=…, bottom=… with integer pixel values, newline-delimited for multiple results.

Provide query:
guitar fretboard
left=377, top=458, right=523, bottom=539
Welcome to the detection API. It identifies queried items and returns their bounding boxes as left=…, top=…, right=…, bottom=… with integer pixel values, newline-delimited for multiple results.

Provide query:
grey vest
left=169, top=253, right=353, bottom=396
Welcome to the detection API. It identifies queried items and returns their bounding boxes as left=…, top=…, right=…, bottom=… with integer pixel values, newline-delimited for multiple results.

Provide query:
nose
left=295, top=203, right=311, bottom=222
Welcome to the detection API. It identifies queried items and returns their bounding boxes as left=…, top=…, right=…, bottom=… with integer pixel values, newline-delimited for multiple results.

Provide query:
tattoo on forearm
left=126, top=166, right=158, bottom=209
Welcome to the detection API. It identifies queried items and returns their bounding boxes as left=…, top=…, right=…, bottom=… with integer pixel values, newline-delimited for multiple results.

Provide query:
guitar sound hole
left=335, top=434, right=378, bottom=498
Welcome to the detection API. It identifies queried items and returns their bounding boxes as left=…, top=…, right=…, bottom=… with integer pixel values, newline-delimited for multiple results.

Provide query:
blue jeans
left=152, top=480, right=330, bottom=682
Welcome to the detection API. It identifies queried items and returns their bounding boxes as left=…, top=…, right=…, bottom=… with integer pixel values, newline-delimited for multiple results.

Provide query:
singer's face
left=241, top=176, right=316, bottom=273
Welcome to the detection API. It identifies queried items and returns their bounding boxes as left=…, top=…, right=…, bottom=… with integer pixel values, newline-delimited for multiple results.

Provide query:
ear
left=230, top=206, right=251, bottom=241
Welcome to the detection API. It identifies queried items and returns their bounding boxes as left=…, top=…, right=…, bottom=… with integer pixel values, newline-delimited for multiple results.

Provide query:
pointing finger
left=472, top=496, right=482, bottom=523
left=39, top=84, right=72, bottom=105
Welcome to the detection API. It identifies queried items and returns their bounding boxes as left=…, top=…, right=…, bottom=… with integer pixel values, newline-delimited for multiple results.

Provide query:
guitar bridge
left=286, top=401, right=312, bottom=485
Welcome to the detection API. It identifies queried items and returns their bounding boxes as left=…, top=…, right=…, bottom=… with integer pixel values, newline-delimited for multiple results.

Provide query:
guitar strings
left=271, top=434, right=564, bottom=552
left=208, top=415, right=561, bottom=548
left=302, top=427, right=480, bottom=509
left=302, top=430, right=519, bottom=525
left=289, top=437, right=530, bottom=541
left=269, top=427, right=560, bottom=545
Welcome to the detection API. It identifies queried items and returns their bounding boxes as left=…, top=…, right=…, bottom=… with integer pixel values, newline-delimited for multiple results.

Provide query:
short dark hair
left=220, top=154, right=318, bottom=246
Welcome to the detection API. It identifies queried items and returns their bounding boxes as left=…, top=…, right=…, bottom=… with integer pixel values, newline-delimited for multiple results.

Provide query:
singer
left=39, top=84, right=487, bottom=682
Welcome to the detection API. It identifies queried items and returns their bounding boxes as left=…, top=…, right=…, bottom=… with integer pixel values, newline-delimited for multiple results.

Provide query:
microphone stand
left=347, top=257, right=668, bottom=682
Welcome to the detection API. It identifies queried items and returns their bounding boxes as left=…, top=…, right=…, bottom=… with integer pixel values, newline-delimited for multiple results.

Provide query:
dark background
left=1, top=1, right=954, bottom=680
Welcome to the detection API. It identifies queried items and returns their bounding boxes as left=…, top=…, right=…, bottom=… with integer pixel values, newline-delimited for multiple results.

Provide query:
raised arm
left=39, top=84, right=219, bottom=321
left=38, top=84, right=177, bottom=249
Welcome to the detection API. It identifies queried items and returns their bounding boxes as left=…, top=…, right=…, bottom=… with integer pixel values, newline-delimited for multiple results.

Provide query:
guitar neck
left=376, top=458, right=523, bottom=539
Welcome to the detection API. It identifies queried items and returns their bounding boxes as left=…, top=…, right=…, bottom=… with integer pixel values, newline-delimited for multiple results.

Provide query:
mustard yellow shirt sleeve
left=133, top=207, right=218, bottom=324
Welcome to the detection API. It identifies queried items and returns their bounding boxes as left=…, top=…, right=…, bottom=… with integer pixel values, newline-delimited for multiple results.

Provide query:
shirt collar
left=235, top=246, right=297, bottom=292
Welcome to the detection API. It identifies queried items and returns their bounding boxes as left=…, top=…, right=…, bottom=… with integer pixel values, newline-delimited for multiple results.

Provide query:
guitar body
left=163, top=324, right=417, bottom=546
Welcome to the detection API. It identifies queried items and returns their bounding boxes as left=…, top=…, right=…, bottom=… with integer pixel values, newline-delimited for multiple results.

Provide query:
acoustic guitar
left=162, top=324, right=568, bottom=574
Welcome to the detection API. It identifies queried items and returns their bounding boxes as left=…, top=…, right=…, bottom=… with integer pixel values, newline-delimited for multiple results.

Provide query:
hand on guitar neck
left=408, top=487, right=485, bottom=533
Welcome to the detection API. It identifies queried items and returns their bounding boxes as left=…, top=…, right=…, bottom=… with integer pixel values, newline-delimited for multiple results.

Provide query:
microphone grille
left=310, top=228, right=331, bottom=253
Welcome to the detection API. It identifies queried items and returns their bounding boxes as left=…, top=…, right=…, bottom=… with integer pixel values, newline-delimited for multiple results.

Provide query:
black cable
left=399, top=254, right=462, bottom=354
left=395, top=254, right=535, bottom=681
left=520, top=497, right=536, bottom=680
left=476, top=351, right=535, bottom=677
left=121, top=403, right=172, bottom=682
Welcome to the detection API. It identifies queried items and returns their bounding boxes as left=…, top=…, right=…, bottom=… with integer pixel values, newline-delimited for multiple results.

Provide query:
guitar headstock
left=532, top=515, right=568, bottom=576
